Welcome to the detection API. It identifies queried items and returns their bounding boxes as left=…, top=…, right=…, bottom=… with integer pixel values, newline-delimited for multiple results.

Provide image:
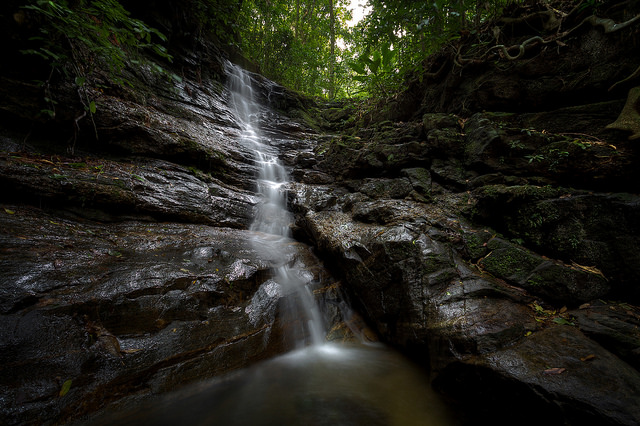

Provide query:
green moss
left=477, top=184, right=564, bottom=201
left=481, top=238, right=544, bottom=282
left=526, top=274, right=544, bottom=287
left=460, top=229, right=492, bottom=260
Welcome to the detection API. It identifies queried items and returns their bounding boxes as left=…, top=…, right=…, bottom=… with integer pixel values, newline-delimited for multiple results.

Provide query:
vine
left=456, top=12, right=640, bottom=66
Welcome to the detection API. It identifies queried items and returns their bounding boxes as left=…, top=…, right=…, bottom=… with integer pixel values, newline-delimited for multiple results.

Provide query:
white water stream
left=217, top=63, right=456, bottom=425
left=226, top=62, right=326, bottom=347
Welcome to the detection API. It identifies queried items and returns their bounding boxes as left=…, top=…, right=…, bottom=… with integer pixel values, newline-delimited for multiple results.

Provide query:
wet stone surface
left=0, top=205, right=342, bottom=424
left=2, top=6, right=640, bottom=424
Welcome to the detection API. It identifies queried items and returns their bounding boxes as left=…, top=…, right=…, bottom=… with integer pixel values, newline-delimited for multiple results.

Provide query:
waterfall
left=225, top=62, right=325, bottom=347
left=96, top=63, right=457, bottom=425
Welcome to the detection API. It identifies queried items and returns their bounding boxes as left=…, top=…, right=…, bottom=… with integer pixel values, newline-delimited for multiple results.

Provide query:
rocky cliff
left=1, top=1, right=640, bottom=425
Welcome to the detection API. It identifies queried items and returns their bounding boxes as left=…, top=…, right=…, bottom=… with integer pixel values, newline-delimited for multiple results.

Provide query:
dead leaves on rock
left=541, top=354, right=596, bottom=377
left=529, top=301, right=576, bottom=327
left=570, top=261, right=607, bottom=280
left=543, top=367, right=566, bottom=375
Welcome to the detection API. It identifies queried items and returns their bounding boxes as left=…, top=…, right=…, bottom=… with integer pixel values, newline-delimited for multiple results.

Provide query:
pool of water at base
left=104, top=343, right=458, bottom=426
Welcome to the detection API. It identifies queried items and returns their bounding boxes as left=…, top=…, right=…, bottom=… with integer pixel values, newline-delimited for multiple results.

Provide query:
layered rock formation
left=1, top=1, right=640, bottom=425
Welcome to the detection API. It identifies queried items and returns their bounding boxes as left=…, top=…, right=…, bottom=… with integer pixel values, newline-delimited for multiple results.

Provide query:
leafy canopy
left=232, top=0, right=528, bottom=99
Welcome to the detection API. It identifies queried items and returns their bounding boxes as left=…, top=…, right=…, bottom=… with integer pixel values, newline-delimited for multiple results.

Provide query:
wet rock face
left=286, top=37, right=640, bottom=421
left=0, top=206, right=342, bottom=424
left=0, top=153, right=258, bottom=228
left=0, top=34, right=333, bottom=423
left=288, top=168, right=640, bottom=425
left=290, top=175, right=640, bottom=425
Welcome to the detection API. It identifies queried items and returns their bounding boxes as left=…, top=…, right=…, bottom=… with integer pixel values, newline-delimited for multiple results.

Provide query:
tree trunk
left=329, top=0, right=335, bottom=99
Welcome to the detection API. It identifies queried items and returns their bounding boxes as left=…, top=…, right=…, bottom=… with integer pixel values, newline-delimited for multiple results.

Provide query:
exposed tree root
left=610, top=65, right=640, bottom=92
left=606, top=86, right=640, bottom=140
left=455, top=13, right=640, bottom=67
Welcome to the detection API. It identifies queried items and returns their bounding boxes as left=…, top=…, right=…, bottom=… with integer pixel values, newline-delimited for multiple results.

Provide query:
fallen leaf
left=59, top=379, right=72, bottom=397
left=4, top=208, right=15, bottom=214
left=543, top=367, right=566, bottom=375
left=581, top=354, right=596, bottom=362
left=552, top=317, right=575, bottom=326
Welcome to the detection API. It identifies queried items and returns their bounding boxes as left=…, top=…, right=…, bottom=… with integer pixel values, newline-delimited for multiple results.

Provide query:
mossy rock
left=401, top=167, right=432, bottom=198
left=525, top=262, right=610, bottom=305
left=459, top=228, right=493, bottom=260
left=423, top=113, right=459, bottom=131
left=481, top=238, right=544, bottom=283
left=321, top=105, right=354, bottom=124
left=480, top=237, right=611, bottom=305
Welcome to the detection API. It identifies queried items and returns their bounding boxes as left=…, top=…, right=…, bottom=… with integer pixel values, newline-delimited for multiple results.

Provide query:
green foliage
left=22, top=0, right=175, bottom=133
left=525, top=154, right=544, bottom=163
left=190, top=0, right=243, bottom=44
left=59, top=379, right=72, bottom=397
left=20, top=0, right=177, bottom=151
left=347, top=42, right=396, bottom=96
left=23, top=0, right=172, bottom=85
left=230, top=0, right=529, bottom=99
left=345, top=0, right=525, bottom=98
left=237, top=0, right=353, bottom=98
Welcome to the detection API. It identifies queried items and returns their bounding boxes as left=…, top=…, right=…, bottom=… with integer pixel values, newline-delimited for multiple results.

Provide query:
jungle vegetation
left=14, top=0, right=609, bottom=101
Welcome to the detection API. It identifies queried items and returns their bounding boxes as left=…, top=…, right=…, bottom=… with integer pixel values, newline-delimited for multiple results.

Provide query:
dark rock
left=473, top=185, right=640, bottom=300
left=479, top=237, right=610, bottom=305
left=572, top=301, right=640, bottom=370
left=460, top=112, right=640, bottom=190
left=291, top=169, right=335, bottom=184
left=425, top=128, right=465, bottom=157
left=434, top=326, right=640, bottom=426
left=430, top=158, right=469, bottom=190
left=287, top=182, right=344, bottom=214
left=401, top=167, right=432, bottom=198
left=0, top=205, right=341, bottom=424
left=357, top=178, right=413, bottom=199
left=423, top=113, right=459, bottom=131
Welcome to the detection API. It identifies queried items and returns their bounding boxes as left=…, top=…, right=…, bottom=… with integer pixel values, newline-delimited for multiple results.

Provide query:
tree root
left=581, top=14, right=640, bottom=33
left=609, top=65, right=640, bottom=92
left=489, top=36, right=547, bottom=60
left=455, top=12, right=640, bottom=67
left=499, top=10, right=562, bottom=33
left=423, top=60, right=449, bottom=80
left=606, top=86, right=640, bottom=140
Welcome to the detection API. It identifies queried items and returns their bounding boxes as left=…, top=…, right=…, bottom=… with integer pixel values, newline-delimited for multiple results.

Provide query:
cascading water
left=99, top=63, right=457, bottom=425
left=226, top=62, right=325, bottom=347
left=214, top=63, right=456, bottom=425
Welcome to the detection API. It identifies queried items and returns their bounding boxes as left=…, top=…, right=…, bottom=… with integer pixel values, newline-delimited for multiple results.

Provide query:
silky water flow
left=226, top=62, right=325, bottom=347
left=99, top=63, right=457, bottom=426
